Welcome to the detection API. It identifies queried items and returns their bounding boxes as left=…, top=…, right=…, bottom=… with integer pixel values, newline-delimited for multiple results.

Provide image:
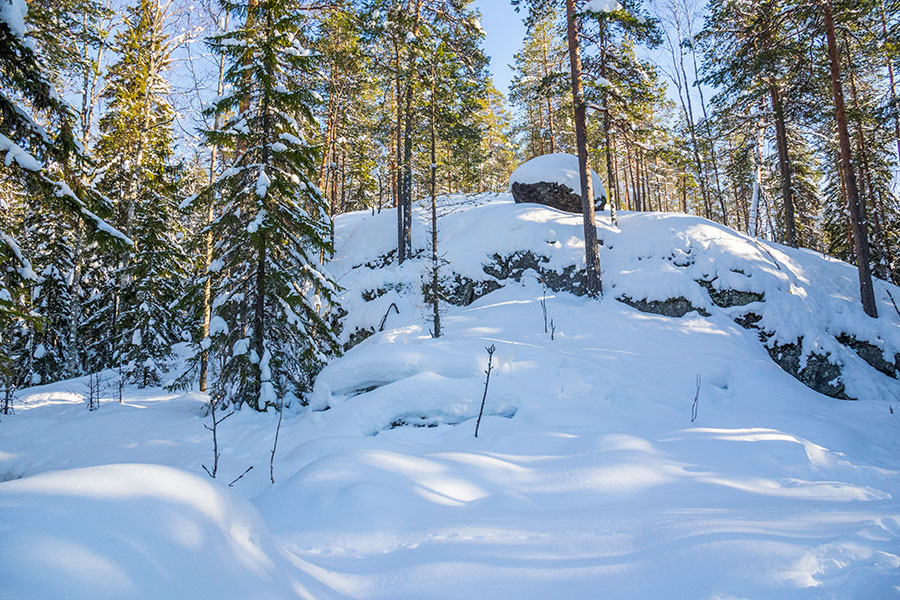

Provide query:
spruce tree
left=195, top=0, right=341, bottom=410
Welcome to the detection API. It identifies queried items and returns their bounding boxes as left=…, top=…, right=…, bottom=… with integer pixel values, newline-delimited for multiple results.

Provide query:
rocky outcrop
left=836, top=334, right=898, bottom=378
left=511, top=181, right=603, bottom=214
left=735, top=312, right=853, bottom=399
left=696, top=279, right=764, bottom=308
left=483, top=251, right=589, bottom=296
left=765, top=338, right=849, bottom=400
left=617, top=295, right=709, bottom=318
left=425, top=274, right=502, bottom=307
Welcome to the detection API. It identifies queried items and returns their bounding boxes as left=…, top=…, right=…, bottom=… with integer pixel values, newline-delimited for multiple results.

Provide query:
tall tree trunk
left=541, top=37, right=556, bottom=153
left=690, top=40, right=727, bottom=225
left=748, top=112, right=765, bottom=238
left=565, top=0, right=601, bottom=296
left=847, top=54, right=888, bottom=280
left=199, top=29, right=228, bottom=394
left=878, top=0, right=900, bottom=162
left=670, top=10, right=711, bottom=220
left=770, top=85, right=796, bottom=247
left=430, top=62, right=440, bottom=338
left=824, top=3, right=877, bottom=317
left=402, top=83, right=413, bottom=258
left=394, top=41, right=406, bottom=264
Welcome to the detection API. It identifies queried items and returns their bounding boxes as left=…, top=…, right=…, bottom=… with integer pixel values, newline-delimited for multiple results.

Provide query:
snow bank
left=509, top=153, right=606, bottom=200
left=0, top=464, right=313, bottom=600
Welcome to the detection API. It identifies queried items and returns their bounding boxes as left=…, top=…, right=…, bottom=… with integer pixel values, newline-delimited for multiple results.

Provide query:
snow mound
left=0, top=464, right=312, bottom=600
left=509, top=153, right=606, bottom=200
left=328, top=195, right=900, bottom=404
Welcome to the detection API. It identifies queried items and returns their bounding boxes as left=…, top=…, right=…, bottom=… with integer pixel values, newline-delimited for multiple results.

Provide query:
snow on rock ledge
left=509, top=153, right=606, bottom=213
left=326, top=195, right=900, bottom=405
left=0, top=464, right=308, bottom=600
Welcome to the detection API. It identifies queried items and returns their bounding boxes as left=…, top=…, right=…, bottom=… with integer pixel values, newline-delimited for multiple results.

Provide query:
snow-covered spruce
left=190, top=0, right=340, bottom=410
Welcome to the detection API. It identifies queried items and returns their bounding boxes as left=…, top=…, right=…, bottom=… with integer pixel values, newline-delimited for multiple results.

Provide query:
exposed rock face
left=696, top=279, right=765, bottom=307
left=511, top=181, right=603, bottom=214
left=617, top=295, right=708, bottom=318
left=425, top=274, right=502, bottom=307
left=352, top=248, right=894, bottom=401
left=836, top=334, right=898, bottom=378
left=734, top=312, right=851, bottom=399
left=483, top=251, right=588, bottom=295
left=344, top=327, right=374, bottom=352
left=765, top=339, right=849, bottom=400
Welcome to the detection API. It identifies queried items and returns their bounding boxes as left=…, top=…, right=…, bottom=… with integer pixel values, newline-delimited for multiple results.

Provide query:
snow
left=509, top=153, right=607, bottom=200
left=233, top=337, right=250, bottom=356
left=584, top=0, right=622, bottom=13
left=2, top=195, right=900, bottom=599
left=256, top=168, right=272, bottom=198
left=0, top=132, right=41, bottom=171
left=1, top=231, right=37, bottom=280
left=0, top=464, right=308, bottom=600
left=0, top=0, right=27, bottom=39
left=209, top=315, right=229, bottom=336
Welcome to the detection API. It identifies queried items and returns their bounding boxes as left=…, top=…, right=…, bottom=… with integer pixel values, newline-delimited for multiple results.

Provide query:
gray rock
left=696, top=279, right=765, bottom=307
left=765, top=338, right=850, bottom=400
left=617, top=295, right=709, bottom=318
left=426, top=274, right=502, bottom=307
left=511, top=181, right=604, bottom=214
left=836, top=334, right=897, bottom=377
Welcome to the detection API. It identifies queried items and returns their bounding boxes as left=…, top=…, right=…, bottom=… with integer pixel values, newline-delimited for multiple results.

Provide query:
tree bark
left=770, top=85, right=796, bottom=247
left=565, top=0, right=601, bottom=296
left=824, top=2, right=877, bottom=318
left=430, top=62, right=440, bottom=338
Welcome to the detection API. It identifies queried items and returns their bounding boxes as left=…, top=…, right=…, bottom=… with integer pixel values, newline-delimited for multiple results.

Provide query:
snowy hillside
left=3, top=194, right=900, bottom=599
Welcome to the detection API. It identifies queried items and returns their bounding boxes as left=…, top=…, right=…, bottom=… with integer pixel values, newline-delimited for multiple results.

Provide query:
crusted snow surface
left=2, top=194, right=900, bottom=599
left=509, top=153, right=607, bottom=200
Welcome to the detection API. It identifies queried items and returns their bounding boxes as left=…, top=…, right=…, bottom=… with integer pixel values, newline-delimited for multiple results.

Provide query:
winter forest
left=2, top=0, right=900, bottom=597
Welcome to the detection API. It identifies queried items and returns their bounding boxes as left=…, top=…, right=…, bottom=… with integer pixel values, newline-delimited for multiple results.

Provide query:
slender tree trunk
left=402, top=83, right=413, bottom=258
left=690, top=40, right=728, bottom=225
left=824, top=2, right=877, bottom=317
left=770, top=85, right=796, bottom=247
left=542, top=37, right=556, bottom=153
left=748, top=112, right=765, bottom=238
left=394, top=41, right=405, bottom=263
left=565, top=0, right=601, bottom=296
left=199, top=23, right=228, bottom=394
left=878, top=0, right=900, bottom=162
left=318, top=73, right=336, bottom=191
left=430, top=63, right=440, bottom=338
left=847, top=56, right=888, bottom=280
left=673, top=23, right=710, bottom=219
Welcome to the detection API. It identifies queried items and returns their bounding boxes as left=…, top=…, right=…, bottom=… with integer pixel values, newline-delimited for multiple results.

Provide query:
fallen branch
left=887, top=289, right=900, bottom=319
left=378, top=302, right=399, bottom=331
left=228, top=465, right=253, bottom=487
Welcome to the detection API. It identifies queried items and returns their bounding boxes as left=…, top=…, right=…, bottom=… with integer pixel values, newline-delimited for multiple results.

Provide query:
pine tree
left=195, top=0, right=341, bottom=410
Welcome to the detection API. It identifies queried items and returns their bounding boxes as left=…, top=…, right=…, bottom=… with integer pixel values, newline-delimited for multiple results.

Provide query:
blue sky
left=472, top=0, right=526, bottom=98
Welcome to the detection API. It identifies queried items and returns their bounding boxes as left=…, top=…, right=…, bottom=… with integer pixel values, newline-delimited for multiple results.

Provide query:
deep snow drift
left=2, top=194, right=900, bottom=599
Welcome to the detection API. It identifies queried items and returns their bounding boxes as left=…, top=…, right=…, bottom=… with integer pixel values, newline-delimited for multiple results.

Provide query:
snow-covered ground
left=3, top=194, right=900, bottom=599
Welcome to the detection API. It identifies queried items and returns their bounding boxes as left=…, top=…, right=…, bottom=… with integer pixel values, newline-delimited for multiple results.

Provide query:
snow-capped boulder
left=509, top=153, right=606, bottom=213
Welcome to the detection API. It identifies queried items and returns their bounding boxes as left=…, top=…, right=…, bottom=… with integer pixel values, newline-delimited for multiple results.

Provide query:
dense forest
left=2, top=0, right=899, bottom=411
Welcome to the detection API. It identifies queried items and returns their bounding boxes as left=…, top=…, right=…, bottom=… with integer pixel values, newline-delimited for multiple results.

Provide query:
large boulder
left=509, top=153, right=607, bottom=213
